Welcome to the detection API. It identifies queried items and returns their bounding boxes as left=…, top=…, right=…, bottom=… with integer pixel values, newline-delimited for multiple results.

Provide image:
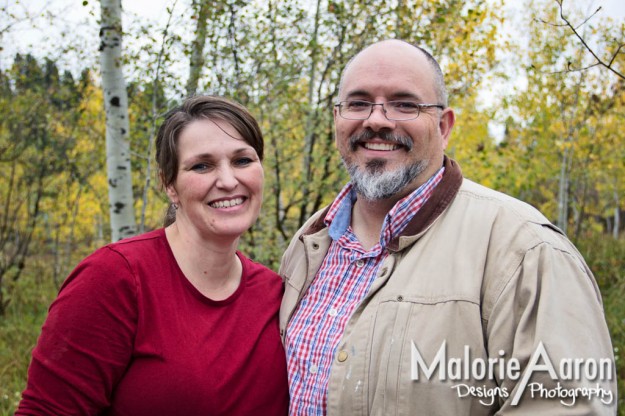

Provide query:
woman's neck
left=165, top=223, right=242, bottom=300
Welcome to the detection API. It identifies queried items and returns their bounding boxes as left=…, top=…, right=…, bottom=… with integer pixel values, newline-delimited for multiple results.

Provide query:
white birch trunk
left=99, top=0, right=136, bottom=241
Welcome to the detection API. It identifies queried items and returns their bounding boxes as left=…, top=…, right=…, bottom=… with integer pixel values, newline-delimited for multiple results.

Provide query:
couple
left=17, top=40, right=616, bottom=415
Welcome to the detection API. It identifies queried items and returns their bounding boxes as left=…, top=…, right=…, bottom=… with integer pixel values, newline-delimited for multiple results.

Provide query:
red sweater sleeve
left=17, top=247, right=138, bottom=415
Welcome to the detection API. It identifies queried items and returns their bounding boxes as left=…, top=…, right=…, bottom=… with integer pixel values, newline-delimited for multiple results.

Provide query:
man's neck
left=351, top=196, right=396, bottom=251
left=348, top=168, right=438, bottom=250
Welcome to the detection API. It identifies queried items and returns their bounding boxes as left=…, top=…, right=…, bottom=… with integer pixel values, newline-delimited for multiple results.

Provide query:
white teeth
left=364, top=142, right=399, bottom=151
left=209, top=197, right=244, bottom=208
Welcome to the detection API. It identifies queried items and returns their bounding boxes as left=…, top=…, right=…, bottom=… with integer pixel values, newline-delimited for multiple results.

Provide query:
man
left=280, top=39, right=616, bottom=415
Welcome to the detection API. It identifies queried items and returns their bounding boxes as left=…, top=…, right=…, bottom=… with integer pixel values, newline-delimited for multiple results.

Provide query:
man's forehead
left=341, top=57, right=434, bottom=98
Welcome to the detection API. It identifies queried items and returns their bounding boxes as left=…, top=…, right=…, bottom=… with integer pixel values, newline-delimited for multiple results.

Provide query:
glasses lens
left=340, top=101, right=371, bottom=120
left=338, top=101, right=424, bottom=120
left=386, top=101, right=420, bottom=120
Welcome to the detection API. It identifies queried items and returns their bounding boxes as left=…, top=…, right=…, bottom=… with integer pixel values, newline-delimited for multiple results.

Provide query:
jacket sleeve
left=486, top=239, right=617, bottom=415
left=16, top=247, right=138, bottom=415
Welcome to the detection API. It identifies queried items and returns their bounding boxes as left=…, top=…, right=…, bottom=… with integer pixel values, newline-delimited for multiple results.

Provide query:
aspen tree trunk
left=99, top=0, right=137, bottom=241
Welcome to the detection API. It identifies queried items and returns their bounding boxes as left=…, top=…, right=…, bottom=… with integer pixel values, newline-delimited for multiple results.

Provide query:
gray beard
left=343, top=157, right=428, bottom=201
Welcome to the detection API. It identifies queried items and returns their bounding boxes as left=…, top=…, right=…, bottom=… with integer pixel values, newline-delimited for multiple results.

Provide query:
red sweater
left=17, top=229, right=289, bottom=415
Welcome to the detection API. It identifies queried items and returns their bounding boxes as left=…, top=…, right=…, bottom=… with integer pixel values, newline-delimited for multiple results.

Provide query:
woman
left=17, top=96, right=289, bottom=415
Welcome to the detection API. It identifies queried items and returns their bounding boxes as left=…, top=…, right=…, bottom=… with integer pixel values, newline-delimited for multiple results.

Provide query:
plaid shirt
left=286, top=167, right=445, bottom=415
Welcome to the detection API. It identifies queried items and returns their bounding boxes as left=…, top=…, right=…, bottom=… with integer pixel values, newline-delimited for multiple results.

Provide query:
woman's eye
left=234, top=157, right=253, bottom=166
left=191, top=163, right=210, bottom=171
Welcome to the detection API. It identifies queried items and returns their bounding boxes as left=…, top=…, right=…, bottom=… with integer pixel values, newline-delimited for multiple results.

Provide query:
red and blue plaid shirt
left=286, top=167, right=445, bottom=415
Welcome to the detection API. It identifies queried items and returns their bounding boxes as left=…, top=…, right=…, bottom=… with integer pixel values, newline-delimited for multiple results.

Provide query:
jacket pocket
left=367, top=296, right=498, bottom=416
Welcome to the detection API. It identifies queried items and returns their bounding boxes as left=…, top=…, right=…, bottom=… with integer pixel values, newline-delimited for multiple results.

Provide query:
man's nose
left=363, top=103, right=396, bottom=131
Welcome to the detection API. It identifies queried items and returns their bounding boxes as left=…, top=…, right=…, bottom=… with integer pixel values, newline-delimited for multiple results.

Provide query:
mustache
left=349, top=129, right=413, bottom=151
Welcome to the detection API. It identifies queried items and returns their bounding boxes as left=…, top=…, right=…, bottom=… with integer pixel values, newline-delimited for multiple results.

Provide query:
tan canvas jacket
left=280, top=158, right=616, bottom=415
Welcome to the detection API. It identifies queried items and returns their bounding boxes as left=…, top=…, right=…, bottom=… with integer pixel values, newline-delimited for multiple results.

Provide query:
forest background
left=1, top=0, right=624, bottom=413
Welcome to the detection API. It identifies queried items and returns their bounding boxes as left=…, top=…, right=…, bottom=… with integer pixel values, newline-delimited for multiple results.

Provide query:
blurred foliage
left=576, top=234, right=625, bottom=413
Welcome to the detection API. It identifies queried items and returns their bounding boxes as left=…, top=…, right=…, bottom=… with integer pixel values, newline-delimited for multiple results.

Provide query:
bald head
left=338, top=40, right=448, bottom=107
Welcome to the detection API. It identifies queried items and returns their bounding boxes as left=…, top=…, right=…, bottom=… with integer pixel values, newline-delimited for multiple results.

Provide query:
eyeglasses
left=334, top=100, right=445, bottom=121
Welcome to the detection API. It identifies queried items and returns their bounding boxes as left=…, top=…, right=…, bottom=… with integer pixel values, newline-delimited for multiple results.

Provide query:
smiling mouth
left=362, top=142, right=401, bottom=151
left=209, top=197, right=245, bottom=209
left=350, top=130, right=413, bottom=152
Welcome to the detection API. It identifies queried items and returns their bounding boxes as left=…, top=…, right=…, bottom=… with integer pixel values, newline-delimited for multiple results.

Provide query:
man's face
left=334, top=41, right=454, bottom=201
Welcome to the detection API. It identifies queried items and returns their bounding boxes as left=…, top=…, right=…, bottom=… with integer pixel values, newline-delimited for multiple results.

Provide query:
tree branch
left=553, top=0, right=625, bottom=80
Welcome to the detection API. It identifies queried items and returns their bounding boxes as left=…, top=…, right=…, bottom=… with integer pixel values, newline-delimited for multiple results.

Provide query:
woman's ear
left=162, top=173, right=178, bottom=205
left=160, top=171, right=178, bottom=204
left=165, top=184, right=179, bottom=205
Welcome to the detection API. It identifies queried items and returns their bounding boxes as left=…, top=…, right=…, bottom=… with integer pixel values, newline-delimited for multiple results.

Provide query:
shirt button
left=337, top=350, right=348, bottom=362
left=309, top=364, right=318, bottom=374
left=328, top=308, right=338, bottom=317
left=355, top=259, right=365, bottom=267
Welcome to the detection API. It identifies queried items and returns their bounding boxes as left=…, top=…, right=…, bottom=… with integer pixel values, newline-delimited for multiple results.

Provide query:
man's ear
left=439, top=107, right=455, bottom=149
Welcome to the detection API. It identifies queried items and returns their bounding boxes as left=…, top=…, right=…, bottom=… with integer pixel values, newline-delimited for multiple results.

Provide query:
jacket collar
left=300, top=156, right=463, bottom=247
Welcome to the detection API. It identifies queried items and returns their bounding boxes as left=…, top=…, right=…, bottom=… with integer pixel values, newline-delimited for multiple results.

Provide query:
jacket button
left=397, top=295, right=404, bottom=302
left=337, top=350, right=348, bottom=362
left=312, top=242, right=319, bottom=249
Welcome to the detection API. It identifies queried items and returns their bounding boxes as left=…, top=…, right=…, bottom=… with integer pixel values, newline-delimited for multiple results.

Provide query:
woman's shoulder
left=66, top=229, right=169, bottom=285
left=106, top=228, right=166, bottom=252
left=95, top=228, right=168, bottom=265
left=238, top=252, right=281, bottom=284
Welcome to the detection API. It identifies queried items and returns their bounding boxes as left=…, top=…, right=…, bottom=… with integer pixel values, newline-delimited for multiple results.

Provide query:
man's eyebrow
left=344, top=89, right=371, bottom=99
left=391, top=92, right=423, bottom=101
left=344, top=90, right=424, bottom=101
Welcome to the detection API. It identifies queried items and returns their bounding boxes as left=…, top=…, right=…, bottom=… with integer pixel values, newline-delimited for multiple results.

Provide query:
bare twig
left=552, top=0, right=625, bottom=80
left=139, top=0, right=179, bottom=233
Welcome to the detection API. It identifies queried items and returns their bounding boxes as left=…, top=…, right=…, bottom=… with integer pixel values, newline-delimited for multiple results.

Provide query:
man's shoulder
left=280, top=207, right=330, bottom=275
left=292, top=207, right=329, bottom=240
left=452, top=179, right=576, bottom=252
left=457, top=179, right=553, bottom=226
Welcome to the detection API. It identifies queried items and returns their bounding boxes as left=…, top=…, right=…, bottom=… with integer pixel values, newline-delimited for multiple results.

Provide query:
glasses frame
left=334, top=100, right=445, bottom=121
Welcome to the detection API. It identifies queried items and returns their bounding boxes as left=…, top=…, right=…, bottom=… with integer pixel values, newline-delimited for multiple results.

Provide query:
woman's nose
left=215, top=165, right=238, bottom=190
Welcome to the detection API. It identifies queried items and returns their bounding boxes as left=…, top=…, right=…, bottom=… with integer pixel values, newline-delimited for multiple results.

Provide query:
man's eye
left=346, top=101, right=370, bottom=110
left=391, top=101, right=420, bottom=112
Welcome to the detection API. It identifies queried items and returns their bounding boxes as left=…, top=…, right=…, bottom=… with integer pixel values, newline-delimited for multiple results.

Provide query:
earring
left=172, top=203, right=178, bottom=210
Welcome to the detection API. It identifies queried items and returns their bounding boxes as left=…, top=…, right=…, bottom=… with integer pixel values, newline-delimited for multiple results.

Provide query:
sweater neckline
left=159, top=228, right=247, bottom=306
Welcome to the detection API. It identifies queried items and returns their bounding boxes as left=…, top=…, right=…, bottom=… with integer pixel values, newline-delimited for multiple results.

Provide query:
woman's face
left=166, top=118, right=264, bottom=241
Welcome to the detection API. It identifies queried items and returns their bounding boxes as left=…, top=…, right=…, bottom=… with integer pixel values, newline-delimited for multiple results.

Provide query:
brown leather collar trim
left=387, top=156, right=462, bottom=250
left=300, top=156, right=463, bottom=243
left=299, top=206, right=331, bottom=239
